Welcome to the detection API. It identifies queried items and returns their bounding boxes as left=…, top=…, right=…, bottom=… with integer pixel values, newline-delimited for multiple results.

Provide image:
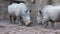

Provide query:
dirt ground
left=0, top=19, right=60, bottom=34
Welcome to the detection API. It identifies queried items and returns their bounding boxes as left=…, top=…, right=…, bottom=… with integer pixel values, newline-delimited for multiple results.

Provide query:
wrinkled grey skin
left=39, top=5, right=60, bottom=28
left=8, top=3, right=32, bottom=26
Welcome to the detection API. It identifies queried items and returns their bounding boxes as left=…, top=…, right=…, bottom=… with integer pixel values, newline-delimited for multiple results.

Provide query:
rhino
left=8, top=3, right=32, bottom=26
left=39, top=5, right=60, bottom=28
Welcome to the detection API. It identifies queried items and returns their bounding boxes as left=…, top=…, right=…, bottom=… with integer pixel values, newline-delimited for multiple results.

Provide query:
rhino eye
left=26, top=10, right=28, bottom=13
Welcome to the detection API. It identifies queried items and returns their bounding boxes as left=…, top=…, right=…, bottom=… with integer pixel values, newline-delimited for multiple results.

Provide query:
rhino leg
left=13, top=16, right=16, bottom=23
left=42, top=18, right=49, bottom=28
left=44, top=21, right=49, bottom=28
left=50, top=20, right=54, bottom=28
left=18, top=16, right=25, bottom=26
left=10, top=15, right=12, bottom=23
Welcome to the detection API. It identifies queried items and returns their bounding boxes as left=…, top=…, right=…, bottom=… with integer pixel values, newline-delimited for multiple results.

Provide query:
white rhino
left=8, top=3, right=32, bottom=26
left=39, top=5, right=60, bottom=28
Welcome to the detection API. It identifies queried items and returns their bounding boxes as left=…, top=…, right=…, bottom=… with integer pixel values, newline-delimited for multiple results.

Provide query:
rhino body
left=40, top=5, right=60, bottom=28
left=8, top=3, right=32, bottom=26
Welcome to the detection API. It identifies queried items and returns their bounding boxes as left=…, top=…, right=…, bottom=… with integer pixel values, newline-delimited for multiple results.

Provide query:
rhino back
left=47, top=7, right=60, bottom=22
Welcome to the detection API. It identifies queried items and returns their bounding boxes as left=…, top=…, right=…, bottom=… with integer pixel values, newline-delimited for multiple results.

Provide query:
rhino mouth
left=25, top=20, right=32, bottom=26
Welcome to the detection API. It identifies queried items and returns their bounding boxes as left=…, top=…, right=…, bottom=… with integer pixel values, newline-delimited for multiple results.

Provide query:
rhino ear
left=26, top=10, right=32, bottom=13
left=39, top=10, right=42, bottom=14
left=30, top=10, right=32, bottom=13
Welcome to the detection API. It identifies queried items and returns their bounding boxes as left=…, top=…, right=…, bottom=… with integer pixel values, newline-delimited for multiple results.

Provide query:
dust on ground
left=0, top=19, right=60, bottom=34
